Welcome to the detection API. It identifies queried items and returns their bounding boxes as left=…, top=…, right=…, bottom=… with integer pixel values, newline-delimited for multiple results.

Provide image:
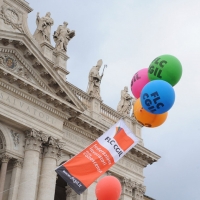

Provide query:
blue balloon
left=140, top=80, right=175, bottom=114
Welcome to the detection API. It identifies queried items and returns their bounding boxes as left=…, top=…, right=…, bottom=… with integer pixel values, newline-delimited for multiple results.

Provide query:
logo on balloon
left=142, top=91, right=164, bottom=113
left=140, top=80, right=175, bottom=114
left=148, top=57, right=168, bottom=79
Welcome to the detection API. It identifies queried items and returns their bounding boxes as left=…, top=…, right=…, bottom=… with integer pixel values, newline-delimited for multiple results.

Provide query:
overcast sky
left=26, top=1, right=200, bottom=199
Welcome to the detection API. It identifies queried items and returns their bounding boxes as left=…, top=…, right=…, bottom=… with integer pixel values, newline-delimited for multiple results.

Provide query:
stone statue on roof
left=33, top=12, right=54, bottom=44
left=53, top=21, right=75, bottom=52
left=87, top=59, right=104, bottom=99
left=117, top=86, right=133, bottom=115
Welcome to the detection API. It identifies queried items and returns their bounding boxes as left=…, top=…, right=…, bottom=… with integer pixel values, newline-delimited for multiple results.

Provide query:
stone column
left=132, top=184, right=146, bottom=200
left=8, top=159, right=23, bottom=200
left=0, top=154, right=11, bottom=200
left=17, top=129, right=48, bottom=200
left=37, top=137, right=65, bottom=200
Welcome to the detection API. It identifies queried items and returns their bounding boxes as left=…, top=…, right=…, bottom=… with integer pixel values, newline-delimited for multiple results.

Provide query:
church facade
left=0, top=0, right=160, bottom=200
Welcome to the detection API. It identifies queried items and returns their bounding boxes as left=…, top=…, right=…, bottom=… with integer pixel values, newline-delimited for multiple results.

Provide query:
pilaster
left=40, top=42, right=54, bottom=62
left=53, top=50, right=69, bottom=80
left=90, top=97, right=102, bottom=121
left=123, top=117, right=143, bottom=146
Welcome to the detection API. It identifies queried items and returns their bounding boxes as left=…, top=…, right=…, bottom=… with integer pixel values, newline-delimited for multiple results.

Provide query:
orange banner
left=55, top=119, right=138, bottom=194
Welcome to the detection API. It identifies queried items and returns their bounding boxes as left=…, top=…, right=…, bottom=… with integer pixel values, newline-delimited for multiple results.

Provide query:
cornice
left=64, top=121, right=97, bottom=141
left=132, top=145, right=161, bottom=165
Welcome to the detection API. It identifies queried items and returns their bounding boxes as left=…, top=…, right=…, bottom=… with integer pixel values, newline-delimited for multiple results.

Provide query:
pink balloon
left=131, top=68, right=150, bottom=98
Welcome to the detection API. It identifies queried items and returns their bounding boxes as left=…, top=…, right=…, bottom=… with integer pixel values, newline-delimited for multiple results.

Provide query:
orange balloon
left=133, top=98, right=168, bottom=128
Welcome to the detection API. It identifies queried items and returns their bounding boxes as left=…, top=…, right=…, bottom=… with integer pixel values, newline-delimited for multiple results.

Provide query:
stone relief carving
left=0, top=4, right=23, bottom=32
left=43, top=136, right=65, bottom=160
left=87, top=59, right=104, bottom=99
left=33, top=12, right=54, bottom=44
left=122, top=177, right=146, bottom=199
left=0, top=153, right=12, bottom=163
left=13, top=159, right=23, bottom=168
left=53, top=21, right=75, bottom=52
left=25, top=129, right=48, bottom=152
left=117, top=86, right=133, bottom=116
left=10, top=130, right=20, bottom=147
left=133, top=184, right=146, bottom=200
left=0, top=54, right=33, bottom=82
left=0, top=131, right=6, bottom=150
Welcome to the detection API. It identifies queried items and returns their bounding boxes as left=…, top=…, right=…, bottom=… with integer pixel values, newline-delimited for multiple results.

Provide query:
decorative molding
left=0, top=80, right=67, bottom=120
left=0, top=47, right=50, bottom=90
left=64, top=121, right=97, bottom=141
left=10, top=129, right=20, bottom=147
left=24, top=129, right=48, bottom=152
left=122, top=177, right=146, bottom=199
left=0, top=153, right=12, bottom=163
left=0, top=4, right=23, bottom=32
left=65, top=185, right=73, bottom=196
left=125, top=152, right=148, bottom=167
left=13, top=158, right=23, bottom=168
left=133, top=184, right=146, bottom=200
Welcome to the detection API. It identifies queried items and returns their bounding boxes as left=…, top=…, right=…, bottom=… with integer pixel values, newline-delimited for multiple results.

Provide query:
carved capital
left=122, top=177, right=136, bottom=196
left=43, top=136, right=65, bottom=160
left=133, top=184, right=146, bottom=200
left=13, top=159, right=23, bottom=168
left=25, top=129, right=48, bottom=152
left=65, top=185, right=73, bottom=196
left=0, top=153, right=12, bottom=163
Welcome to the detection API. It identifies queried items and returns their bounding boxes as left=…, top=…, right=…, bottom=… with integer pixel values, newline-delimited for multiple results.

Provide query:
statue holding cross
left=87, top=59, right=107, bottom=100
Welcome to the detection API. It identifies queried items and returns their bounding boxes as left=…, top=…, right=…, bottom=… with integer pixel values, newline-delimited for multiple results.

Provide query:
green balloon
left=148, top=54, right=182, bottom=86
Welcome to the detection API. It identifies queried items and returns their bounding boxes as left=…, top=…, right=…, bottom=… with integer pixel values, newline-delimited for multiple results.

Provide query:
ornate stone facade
left=0, top=0, right=160, bottom=200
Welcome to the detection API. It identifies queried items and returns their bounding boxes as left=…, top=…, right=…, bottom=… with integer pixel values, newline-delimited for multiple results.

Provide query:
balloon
left=148, top=54, right=182, bottom=86
left=131, top=68, right=150, bottom=98
left=140, top=80, right=175, bottom=114
left=133, top=98, right=168, bottom=127
left=95, top=176, right=122, bottom=200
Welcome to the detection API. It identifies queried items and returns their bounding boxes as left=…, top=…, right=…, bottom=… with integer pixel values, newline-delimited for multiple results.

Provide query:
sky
left=26, top=1, right=200, bottom=199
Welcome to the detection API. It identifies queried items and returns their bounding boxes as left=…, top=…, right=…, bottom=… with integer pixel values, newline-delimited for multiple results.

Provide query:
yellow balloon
left=133, top=98, right=168, bottom=128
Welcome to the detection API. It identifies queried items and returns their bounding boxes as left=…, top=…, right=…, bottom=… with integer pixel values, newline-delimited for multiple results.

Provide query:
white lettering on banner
left=62, top=171, right=82, bottom=188
left=92, top=144, right=112, bottom=165
left=83, top=151, right=103, bottom=173
left=89, top=147, right=107, bottom=166
left=0, top=90, right=62, bottom=129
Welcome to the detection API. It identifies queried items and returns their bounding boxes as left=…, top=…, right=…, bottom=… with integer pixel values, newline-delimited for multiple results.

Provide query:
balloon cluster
left=131, top=55, right=182, bottom=128
left=95, top=176, right=122, bottom=200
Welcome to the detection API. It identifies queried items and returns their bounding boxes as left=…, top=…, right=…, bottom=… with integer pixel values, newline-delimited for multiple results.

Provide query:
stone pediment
left=0, top=34, right=86, bottom=116
left=0, top=48, right=53, bottom=91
